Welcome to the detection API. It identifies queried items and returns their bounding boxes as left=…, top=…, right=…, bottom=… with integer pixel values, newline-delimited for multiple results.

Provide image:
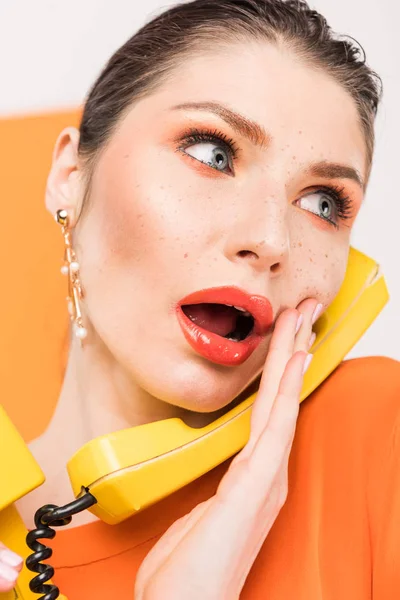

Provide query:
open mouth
left=176, top=286, right=273, bottom=366
left=181, top=303, right=255, bottom=342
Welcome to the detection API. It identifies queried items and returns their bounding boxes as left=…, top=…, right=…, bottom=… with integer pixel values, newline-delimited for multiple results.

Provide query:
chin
left=140, top=355, right=253, bottom=414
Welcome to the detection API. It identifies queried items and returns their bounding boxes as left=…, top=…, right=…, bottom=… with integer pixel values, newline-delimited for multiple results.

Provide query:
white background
left=0, top=0, right=398, bottom=360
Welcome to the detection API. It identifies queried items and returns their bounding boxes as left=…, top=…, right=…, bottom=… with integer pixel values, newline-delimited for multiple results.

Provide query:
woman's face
left=64, top=41, right=366, bottom=412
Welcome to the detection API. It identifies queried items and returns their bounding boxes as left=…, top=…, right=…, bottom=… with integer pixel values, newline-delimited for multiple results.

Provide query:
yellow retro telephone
left=0, top=246, right=389, bottom=600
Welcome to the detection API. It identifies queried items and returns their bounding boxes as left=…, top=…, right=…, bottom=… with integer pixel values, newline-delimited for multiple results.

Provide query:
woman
left=1, top=0, right=400, bottom=597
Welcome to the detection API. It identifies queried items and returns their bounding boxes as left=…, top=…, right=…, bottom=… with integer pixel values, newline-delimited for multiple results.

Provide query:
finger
left=221, top=350, right=308, bottom=506
left=0, top=545, right=23, bottom=572
left=308, top=331, right=317, bottom=350
left=245, top=308, right=300, bottom=453
left=0, top=544, right=22, bottom=592
left=293, top=299, right=322, bottom=353
left=247, top=351, right=308, bottom=498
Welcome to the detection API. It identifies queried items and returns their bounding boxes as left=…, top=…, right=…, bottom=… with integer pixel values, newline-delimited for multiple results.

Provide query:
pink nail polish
left=1, top=549, right=23, bottom=568
left=312, top=303, right=323, bottom=325
left=295, top=314, right=303, bottom=334
left=308, top=332, right=317, bottom=349
left=302, top=353, right=313, bottom=375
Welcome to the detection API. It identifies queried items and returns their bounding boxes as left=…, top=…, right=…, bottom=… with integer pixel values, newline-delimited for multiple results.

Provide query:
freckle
left=137, top=214, right=144, bottom=219
left=159, top=237, right=165, bottom=241
left=325, top=254, right=328, bottom=258
left=184, top=253, right=189, bottom=258
left=299, top=242, right=302, bottom=247
left=309, top=257, right=314, bottom=263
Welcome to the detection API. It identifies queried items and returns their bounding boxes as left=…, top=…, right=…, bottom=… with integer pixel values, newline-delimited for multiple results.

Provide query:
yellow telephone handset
left=67, top=247, right=388, bottom=523
left=0, top=246, right=389, bottom=600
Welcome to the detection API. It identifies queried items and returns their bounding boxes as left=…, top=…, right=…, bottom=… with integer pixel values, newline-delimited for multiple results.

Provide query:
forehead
left=140, top=40, right=367, bottom=176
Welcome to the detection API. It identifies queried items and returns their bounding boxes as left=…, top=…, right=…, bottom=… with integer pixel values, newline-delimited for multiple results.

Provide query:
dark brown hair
left=78, top=0, right=382, bottom=187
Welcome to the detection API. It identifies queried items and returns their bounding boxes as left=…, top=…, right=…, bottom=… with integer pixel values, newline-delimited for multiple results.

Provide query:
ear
left=45, top=126, right=86, bottom=227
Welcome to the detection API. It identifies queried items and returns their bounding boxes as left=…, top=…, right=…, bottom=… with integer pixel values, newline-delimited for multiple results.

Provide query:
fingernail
left=1, top=549, right=23, bottom=568
left=302, top=353, right=313, bottom=375
left=312, top=303, right=323, bottom=325
left=295, top=313, right=303, bottom=334
left=308, top=331, right=317, bottom=350
left=0, top=561, right=18, bottom=582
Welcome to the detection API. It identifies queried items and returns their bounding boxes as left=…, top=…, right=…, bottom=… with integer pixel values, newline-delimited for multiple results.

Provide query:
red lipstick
left=176, top=286, right=274, bottom=366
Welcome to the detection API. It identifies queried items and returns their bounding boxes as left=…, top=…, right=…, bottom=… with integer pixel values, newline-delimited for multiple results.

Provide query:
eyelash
left=178, top=127, right=240, bottom=162
left=177, top=127, right=354, bottom=229
left=306, top=184, right=353, bottom=229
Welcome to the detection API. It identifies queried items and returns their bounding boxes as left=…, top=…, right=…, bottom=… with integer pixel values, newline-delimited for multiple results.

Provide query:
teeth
left=233, top=306, right=251, bottom=317
left=223, top=304, right=252, bottom=319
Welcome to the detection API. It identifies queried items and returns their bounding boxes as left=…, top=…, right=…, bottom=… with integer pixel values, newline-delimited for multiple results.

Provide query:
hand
left=134, top=299, right=321, bottom=600
left=0, top=542, right=23, bottom=593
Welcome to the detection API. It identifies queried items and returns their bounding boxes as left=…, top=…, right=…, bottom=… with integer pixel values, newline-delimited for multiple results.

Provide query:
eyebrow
left=170, top=101, right=271, bottom=149
left=170, top=101, right=364, bottom=190
left=306, top=162, right=364, bottom=191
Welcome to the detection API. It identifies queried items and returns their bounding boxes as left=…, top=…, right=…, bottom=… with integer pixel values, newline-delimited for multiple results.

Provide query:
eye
left=296, top=187, right=353, bottom=229
left=177, top=128, right=238, bottom=175
left=184, top=142, right=231, bottom=172
left=298, top=191, right=334, bottom=219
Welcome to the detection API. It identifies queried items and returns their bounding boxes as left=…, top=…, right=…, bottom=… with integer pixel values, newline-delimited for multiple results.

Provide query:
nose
left=224, top=200, right=290, bottom=276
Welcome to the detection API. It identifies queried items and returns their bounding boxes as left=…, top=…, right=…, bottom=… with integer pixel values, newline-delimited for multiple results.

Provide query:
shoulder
left=299, top=356, right=400, bottom=448
left=305, top=355, right=400, bottom=411
left=329, top=355, right=400, bottom=387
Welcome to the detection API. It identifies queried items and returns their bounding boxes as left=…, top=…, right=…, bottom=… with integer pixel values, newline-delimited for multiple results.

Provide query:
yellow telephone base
left=0, top=505, right=67, bottom=600
left=0, top=407, right=45, bottom=512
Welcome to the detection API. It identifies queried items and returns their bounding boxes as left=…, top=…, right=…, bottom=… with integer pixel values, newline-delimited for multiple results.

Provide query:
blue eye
left=296, top=187, right=353, bottom=229
left=183, top=142, right=231, bottom=172
left=178, top=128, right=238, bottom=175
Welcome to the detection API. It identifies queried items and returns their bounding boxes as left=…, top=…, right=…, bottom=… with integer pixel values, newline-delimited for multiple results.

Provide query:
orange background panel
left=0, top=110, right=81, bottom=441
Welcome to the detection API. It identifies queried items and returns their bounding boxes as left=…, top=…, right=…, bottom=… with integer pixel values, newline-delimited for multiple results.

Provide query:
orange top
left=42, top=355, right=400, bottom=599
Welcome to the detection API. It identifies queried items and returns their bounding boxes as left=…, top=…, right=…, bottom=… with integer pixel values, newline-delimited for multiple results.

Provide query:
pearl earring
left=55, top=209, right=88, bottom=343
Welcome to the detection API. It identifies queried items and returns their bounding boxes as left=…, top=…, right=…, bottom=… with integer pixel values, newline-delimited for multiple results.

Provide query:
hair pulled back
left=79, top=0, right=382, bottom=184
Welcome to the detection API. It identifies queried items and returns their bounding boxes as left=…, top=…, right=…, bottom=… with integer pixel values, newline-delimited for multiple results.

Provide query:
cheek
left=290, top=227, right=350, bottom=309
left=86, top=142, right=229, bottom=273
left=75, top=146, right=218, bottom=312
left=81, top=157, right=185, bottom=269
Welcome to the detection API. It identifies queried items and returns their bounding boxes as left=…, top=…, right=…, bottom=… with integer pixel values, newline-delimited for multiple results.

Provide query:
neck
left=17, top=332, right=227, bottom=529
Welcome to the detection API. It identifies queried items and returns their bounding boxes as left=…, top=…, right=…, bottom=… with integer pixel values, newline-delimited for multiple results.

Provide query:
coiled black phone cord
left=25, top=490, right=97, bottom=600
